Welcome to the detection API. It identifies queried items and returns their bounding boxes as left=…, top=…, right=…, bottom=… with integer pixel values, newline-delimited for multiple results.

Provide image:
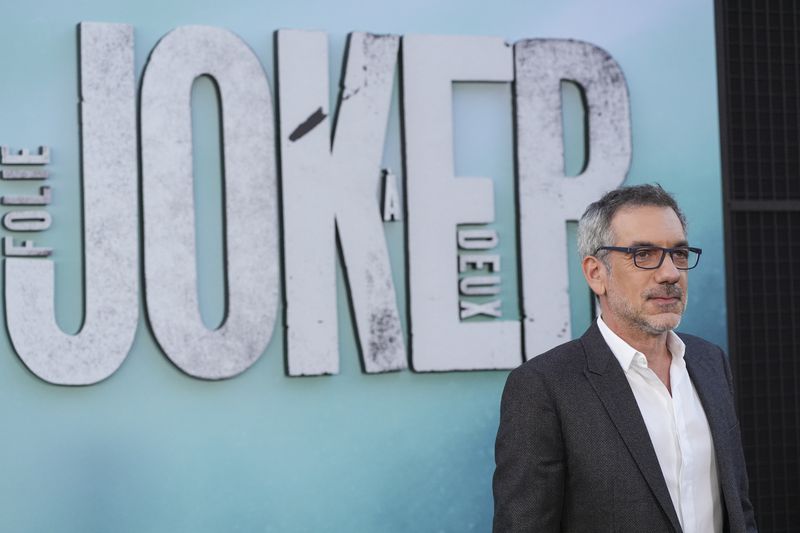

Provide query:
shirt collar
left=596, top=316, right=686, bottom=372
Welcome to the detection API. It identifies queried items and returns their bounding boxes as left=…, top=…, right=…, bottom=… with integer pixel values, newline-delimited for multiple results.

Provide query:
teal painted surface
left=0, top=1, right=721, bottom=531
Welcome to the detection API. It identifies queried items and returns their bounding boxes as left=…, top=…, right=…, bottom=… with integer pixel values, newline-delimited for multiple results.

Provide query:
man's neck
left=599, top=315, right=672, bottom=363
left=599, top=315, right=674, bottom=392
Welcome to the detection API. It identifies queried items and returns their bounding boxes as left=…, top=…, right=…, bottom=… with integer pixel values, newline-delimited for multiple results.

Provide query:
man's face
left=601, top=205, right=689, bottom=337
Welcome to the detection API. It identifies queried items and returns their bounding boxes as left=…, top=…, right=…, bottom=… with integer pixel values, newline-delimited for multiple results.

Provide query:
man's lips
left=649, top=296, right=679, bottom=303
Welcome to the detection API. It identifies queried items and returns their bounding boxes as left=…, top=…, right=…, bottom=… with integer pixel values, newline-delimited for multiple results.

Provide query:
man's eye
left=673, top=249, right=689, bottom=260
left=634, top=249, right=654, bottom=259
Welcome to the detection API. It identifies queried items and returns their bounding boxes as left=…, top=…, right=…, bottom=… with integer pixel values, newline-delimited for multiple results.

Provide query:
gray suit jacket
left=493, top=323, right=757, bottom=532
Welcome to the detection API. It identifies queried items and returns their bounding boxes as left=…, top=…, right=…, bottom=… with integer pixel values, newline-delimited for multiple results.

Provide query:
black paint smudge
left=288, top=107, right=327, bottom=141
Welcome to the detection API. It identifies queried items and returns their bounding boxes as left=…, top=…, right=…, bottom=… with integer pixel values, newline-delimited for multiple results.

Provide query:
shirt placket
left=672, top=362, right=696, bottom=533
left=633, top=352, right=684, bottom=528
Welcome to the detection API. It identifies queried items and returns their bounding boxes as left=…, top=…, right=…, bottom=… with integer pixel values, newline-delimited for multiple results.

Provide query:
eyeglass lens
left=633, top=248, right=698, bottom=269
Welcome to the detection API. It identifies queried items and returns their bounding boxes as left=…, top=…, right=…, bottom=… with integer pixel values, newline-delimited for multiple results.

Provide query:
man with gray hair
left=493, top=184, right=756, bottom=532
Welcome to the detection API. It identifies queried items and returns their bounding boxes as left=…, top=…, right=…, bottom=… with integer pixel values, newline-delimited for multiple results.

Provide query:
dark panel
left=722, top=0, right=800, bottom=202
left=729, top=212, right=800, bottom=531
left=717, top=1, right=800, bottom=531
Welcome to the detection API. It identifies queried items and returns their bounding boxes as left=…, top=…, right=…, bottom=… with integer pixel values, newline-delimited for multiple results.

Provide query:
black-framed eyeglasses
left=593, top=246, right=702, bottom=270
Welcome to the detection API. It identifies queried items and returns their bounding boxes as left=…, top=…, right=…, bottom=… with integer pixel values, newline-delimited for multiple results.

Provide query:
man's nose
left=654, top=251, right=682, bottom=282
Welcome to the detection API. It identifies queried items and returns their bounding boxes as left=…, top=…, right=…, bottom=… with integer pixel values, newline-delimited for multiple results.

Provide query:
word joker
left=3, top=23, right=631, bottom=385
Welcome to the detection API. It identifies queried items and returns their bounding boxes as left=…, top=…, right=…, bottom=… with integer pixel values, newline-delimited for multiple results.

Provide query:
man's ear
left=582, top=255, right=607, bottom=297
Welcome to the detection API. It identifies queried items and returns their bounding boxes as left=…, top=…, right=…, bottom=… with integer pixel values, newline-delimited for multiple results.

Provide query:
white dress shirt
left=597, top=316, right=722, bottom=533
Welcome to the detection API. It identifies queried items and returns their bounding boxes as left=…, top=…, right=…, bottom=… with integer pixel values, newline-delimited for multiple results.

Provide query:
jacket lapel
left=683, top=345, right=741, bottom=531
left=581, top=323, right=683, bottom=533
left=682, top=346, right=729, bottom=432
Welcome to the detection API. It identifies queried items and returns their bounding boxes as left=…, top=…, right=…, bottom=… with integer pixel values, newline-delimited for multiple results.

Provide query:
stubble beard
left=606, top=282, right=686, bottom=336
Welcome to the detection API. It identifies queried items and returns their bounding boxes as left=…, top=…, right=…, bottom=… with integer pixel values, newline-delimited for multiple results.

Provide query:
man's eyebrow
left=628, top=240, right=690, bottom=247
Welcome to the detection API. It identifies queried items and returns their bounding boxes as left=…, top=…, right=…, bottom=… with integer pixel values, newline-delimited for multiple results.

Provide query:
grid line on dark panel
left=777, top=7, right=794, bottom=520
left=765, top=6, right=779, bottom=518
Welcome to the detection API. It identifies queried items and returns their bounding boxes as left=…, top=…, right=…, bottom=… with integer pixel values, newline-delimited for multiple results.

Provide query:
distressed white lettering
left=141, top=25, right=278, bottom=379
left=278, top=30, right=406, bottom=376
left=403, top=34, right=521, bottom=371
left=515, top=39, right=631, bottom=359
left=4, top=22, right=138, bottom=385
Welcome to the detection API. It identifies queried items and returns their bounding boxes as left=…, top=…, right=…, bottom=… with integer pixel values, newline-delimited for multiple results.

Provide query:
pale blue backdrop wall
left=0, top=1, right=722, bottom=531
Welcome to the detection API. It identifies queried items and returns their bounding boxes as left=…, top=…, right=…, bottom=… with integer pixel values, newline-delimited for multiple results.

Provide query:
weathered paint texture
left=4, top=22, right=139, bottom=385
left=4, top=237, right=51, bottom=256
left=0, top=146, right=50, bottom=165
left=141, top=25, right=279, bottom=379
left=402, top=35, right=521, bottom=371
left=278, top=30, right=406, bottom=376
left=2, top=185, right=52, bottom=205
left=0, top=169, right=48, bottom=179
left=514, top=39, right=631, bottom=359
left=2, top=210, right=52, bottom=231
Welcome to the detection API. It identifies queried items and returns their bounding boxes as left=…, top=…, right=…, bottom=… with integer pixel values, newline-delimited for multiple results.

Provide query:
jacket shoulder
left=509, top=337, right=586, bottom=379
